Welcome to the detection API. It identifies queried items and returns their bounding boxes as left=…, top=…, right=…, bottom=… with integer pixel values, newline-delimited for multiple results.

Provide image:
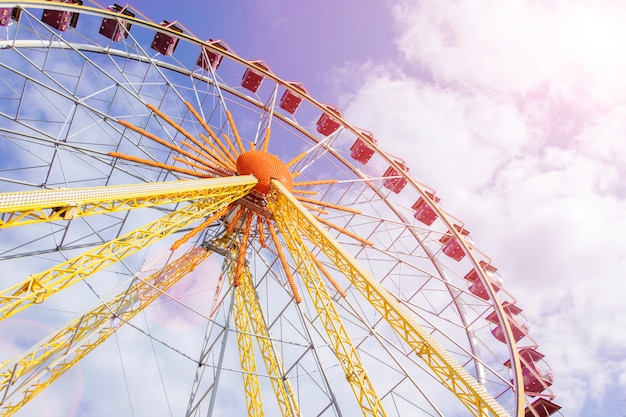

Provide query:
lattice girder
left=0, top=178, right=251, bottom=228
left=0, top=246, right=212, bottom=416
left=270, top=190, right=387, bottom=417
left=238, top=265, right=301, bottom=417
left=231, top=261, right=265, bottom=417
left=268, top=180, right=510, bottom=417
left=0, top=176, right=258, bottom=321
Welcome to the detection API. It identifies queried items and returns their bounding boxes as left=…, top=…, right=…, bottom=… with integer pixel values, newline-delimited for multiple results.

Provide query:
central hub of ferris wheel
left=236, top=151, right=293, bottom=195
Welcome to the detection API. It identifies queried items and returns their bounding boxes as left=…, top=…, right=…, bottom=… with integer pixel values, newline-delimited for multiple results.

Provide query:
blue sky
left=2, top=0, right=626, bottom=416
left=128, top=0, right=398, bottom=97
left=123, top=1, right=626, bottom=416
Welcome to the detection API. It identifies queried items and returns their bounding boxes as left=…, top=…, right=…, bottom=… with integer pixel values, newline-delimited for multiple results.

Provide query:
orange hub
left=236, top=151, right=293, bottom=195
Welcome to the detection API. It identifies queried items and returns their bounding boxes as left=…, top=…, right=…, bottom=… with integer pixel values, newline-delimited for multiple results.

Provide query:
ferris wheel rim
left=0, top=2, right=557, bottom=416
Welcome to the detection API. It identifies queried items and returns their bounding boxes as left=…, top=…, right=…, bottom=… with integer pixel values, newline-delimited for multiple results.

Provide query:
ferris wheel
left=0, top=2, right=562, bottom=417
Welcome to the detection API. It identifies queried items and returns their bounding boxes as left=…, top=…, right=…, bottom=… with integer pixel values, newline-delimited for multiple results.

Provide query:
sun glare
left=549, top=4, right=626, bottom=101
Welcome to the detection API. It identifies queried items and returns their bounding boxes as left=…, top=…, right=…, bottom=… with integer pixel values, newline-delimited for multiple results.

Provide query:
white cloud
left=341, top=71, right=530, bottom=194
left=3, top=2, right=625, bottom=415
left=575, top=105, right=626, bottom=181
left=392, top=0, right=626, bottom=102
left=338, top=1, right=626, bottom=416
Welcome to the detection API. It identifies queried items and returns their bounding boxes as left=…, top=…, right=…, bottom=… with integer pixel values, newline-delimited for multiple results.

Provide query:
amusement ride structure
left=0, top=2, right=562, bottom=416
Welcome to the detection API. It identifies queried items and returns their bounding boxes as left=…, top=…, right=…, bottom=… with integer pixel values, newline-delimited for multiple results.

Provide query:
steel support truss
left=268, top=180, right=510, bottom=417
left=0, top=175, right=258, bottom=321
left=0, top=178, right=252, bottom=228
left=185, top=240, right=301, bottom=417
left=231, top=262, right=301, bottom=417
left=0, top=245, right=212, bottom=416
left=231, top=260, right=265, bottom=417
left=271, top=201, right=387, bottom=417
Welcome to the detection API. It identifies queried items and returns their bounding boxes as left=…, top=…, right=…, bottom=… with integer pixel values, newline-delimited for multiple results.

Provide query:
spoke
left=268, top=180, right=510, bottom=417
left=230, top=262, right=265, bottom=417
left=271, top=197, right=387, bottom=417
left=0, top=176, right=257, bottom=321
left=0, top=3, right=547, bottom=415
left=0, top=246, right=212, bottom=416
left=0, top=177, right=255, bottom=228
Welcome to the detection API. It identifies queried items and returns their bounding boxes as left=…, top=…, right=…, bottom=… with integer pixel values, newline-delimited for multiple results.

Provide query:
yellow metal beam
left=269, top=180, right=510, bottom=417
left=230, top=262, right=265, bottom=417
left=271, top=199, right=387, bottom=417
left=239, top=265, right=301, bottom=417
left=0, top=246, right=212, bottom=416
left=0, top=176, right=256, bottom=229
left=0, top=176, right=257, bottom=321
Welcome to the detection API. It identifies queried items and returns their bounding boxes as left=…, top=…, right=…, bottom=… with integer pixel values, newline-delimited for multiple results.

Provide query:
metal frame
left=0, top=2, right=555, bottom=416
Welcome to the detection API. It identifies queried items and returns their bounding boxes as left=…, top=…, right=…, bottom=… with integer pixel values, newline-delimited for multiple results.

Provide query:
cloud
left=575, top=105, right=626, bottom=183
left=340, top=70, right=530, bottom=194
left=392, top=0, right=626, bottom=99
left=336, top=1, right=626, bottom=416
left=3, top=2, right=625, bottom=416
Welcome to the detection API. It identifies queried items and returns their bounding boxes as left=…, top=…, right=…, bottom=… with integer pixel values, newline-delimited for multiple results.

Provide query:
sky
left=3, top=0, right=626, bottom=416
left=121, top=0, right=626, bottom=415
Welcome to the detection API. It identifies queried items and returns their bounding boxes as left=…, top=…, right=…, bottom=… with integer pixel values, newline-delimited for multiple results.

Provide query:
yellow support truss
left=270, top=195, right=387, bottom=417
left=0, top=177, right=251, bottom=228
left=0, top=246, right=212, bottom=416
left=238, top=265, right=301, bottom=417
left=0, top=176, right=257, bottom=321
left=269, top=180, right=510, bottom=417
left=231, top=262, right=265, bottom=417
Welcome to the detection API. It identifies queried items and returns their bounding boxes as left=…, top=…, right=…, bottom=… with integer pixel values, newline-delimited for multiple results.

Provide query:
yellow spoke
left=271, top=198, right=387, bottom=417
left=313, top=214, right=373, bottom=247
left=285, top=151, right=306, bottom=168
left=226, top=109, right=246, bottom=155
left=109, top=151, right=212, bottom=178
left=269, top=180, right=510, bottom=417
left=225, top=206, right=246, bottom=235
left=234, top=212, right=254, bottom=286
left=117, top=120, right=216, bottom=171
left=223, top=133, right=241, bottom=161
left=183, top=102, right=237, bottom=167
left=212, top=132, right=239, bottom=164
left=198, top=133, right=238, bottom=169
left=0, top=178, right=250, bottom=229
left=261, top=127, right=271, bottom=152
left=238, top=266, right=300, bottom=417
left=146, top=103, right=229, bottom=171
left=256, top=214, right=267, bottom=248
left=0, top=246, right=211, bottom=416
left=296, top=196, right=362, bottom=215
left=292, top=179, right=338, bottom=187
left=179, top=140, right=233, bottom=174
left=172, top=155, right=221, bottom=175
left=171, top=204, right=232, bottom=250
left=306, top=246, right=347, bottom=298
left=266, top=219, right=302, bottom=303
left=291, top=189, right=318, bottom=196
left=230, top=262, right=265, bottom=417
left=301, top=203, right=328, bottom=215
left=0, top=176, right=257, bottom=321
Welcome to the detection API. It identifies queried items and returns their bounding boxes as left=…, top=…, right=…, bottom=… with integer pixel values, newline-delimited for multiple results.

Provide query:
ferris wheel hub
left=236, top=151, right=293, bottom=195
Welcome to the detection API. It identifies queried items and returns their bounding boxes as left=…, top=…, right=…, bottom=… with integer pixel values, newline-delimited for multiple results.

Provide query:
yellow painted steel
left=0, top=246, right=212, bottom=416
left=269, top=180, right=511, bottom=417
left=270, top=198, right=387, bottom=417
left=0, top=176, right=257, bottom=321
left=230, top=262, right=265, bottom=417
left=238, top=265, right=300, bottom=417
left=0, top=176, right=256, bottom=228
